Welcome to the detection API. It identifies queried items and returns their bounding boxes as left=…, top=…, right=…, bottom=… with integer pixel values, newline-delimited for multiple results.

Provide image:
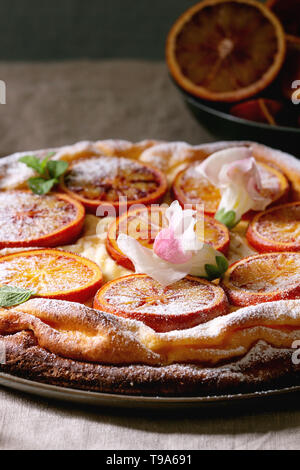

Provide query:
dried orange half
left=166, top=0, right=286, bottom=102
left=221, top=252, right=300, bottom=306
left=267, top=0, right=300, bottom=45
left=172, top=161, right=289, bottom=216
left=247, top=202, right=300, bottom=252
left=106, top=206, right=230, bottom=270
left=93, top=274, right=229, bottom=332
left=60, top=155, right=168, bottom=214
left=0, top=191, right=85, bottom=249
left=0, top=249, right=103, bottom=302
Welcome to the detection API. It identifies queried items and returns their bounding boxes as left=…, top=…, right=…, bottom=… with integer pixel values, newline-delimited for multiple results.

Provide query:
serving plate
left=1, top=372, right=300, bottom=409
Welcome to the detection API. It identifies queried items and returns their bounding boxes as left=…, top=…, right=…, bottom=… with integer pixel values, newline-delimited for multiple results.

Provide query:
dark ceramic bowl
left=179, top=89, right=300, bottom=157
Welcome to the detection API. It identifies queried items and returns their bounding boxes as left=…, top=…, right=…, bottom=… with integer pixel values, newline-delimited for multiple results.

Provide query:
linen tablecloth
left=0, top=60, right=300, bottom=450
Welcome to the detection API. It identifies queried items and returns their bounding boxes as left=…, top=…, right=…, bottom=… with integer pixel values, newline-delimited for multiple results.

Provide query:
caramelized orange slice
left=0, top=191, right=85, bottom=249
left=60, top=155, right=167, bottom=214
left=106, top=206, right=230, bottom=270
left=166, top=0, right=286, bottom=102
left=0, top=249, right=103, bottom=302
left=221, top=252, right=300, bottom=306
left=247, top=202, right=300, bottom=252
left=172, top=161, right=289, bottom=216
left=93, top=274, right=229, bottom=332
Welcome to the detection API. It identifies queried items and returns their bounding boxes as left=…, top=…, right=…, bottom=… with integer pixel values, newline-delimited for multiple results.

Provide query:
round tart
left=1, top=139, right=300, bottom=398
left=166, top=0, right=286, bottom=102
left=93, top=274, right=229, bottom=332
left=247, top=201, right=300, bottom=252
left=172, top=161, right=289, bottom=215
left=0, top=190, right=85, bottom=248
left=222, top=252, right=300, bottom=306
left=60, top=155, right=168, bottom=214
left=106, top=206, right=230, bottom=270
left=0, top=249, right=103, bottom=302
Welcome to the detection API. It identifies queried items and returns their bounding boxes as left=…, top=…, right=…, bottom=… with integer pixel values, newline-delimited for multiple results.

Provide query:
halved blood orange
left=166, top=0, right=286, bottom=102
left=0, top=249, right=103, bottom=302
left=93, top=274, right=229, bottom=332
left=247, top=202, right=300, bottom=252
left=267, top=0, right=300, bottom=45
left=221, top=252, right=300, bottom=306
left=172, top=161, right=289, bottom=216
left=60, top=155, right=168, bottom=215
left=106, top=206, right=230, bottom=270
left=230, top=99, right=283, bottom=125
left=0, top=190, right=85, bottom=249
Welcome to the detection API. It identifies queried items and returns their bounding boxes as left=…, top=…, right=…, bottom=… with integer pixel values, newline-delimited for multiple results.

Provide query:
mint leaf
left=0, top=286, right=35, bottom=307
left=215, top=209, right=237, bottom=229
left=19, top=152, right=66, bottom=195
left=19, top=155, right=44, bottom=175
left=216, top=255, right=228, bottom=275
left=205, top=264, right=221, bottom=281
left=40, top=152, right=55, bottom=174
left=47, top=160, right=68, bottom=179
left=19, top=152, right=56, bottom=177
left=28, top=177, right=57, bottom=195
left=205, top=256, right=228, bottom=281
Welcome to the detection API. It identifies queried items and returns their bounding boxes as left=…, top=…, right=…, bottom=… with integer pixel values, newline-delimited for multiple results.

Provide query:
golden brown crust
left=1, top=331, right=300, bottom=396
left=1, top=298, right=300, bottom=368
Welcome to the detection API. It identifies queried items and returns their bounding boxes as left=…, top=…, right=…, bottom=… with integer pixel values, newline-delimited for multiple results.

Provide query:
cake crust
left=1, top=331, right=300, bottom=397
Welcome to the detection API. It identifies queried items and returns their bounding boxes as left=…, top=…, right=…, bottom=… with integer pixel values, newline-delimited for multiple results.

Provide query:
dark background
left=0, top=0, right=198, bottom=61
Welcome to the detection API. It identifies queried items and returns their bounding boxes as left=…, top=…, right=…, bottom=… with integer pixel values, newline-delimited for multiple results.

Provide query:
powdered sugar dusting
left=101, top=276, right=218, bottom=316
left=65, top=155, right=162, bottom=201
left=0, top=191, right=77, bottom=242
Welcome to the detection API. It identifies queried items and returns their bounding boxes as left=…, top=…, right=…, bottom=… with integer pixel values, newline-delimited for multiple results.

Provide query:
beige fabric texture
left=0, top=60, right=300, bottom=450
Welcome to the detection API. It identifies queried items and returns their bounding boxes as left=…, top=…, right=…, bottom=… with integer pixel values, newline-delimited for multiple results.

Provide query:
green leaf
left=40, top=152, right=55, bottom=174
left=47, top=160, right=68, bottom=179
left=215, top=209, right=237, bottom=229
left=19, top=152, right=56, bottom=177
left=204, top=256, right=229, bottom=281
left=205, top=264, right=221, bottom=281
left=19, top=155, right=44, bottom=175
left=216, top=255, right=228, bottom=275
left=0, top=286, right=35, bottom=307
left=28, top=177, right=57, bottom=195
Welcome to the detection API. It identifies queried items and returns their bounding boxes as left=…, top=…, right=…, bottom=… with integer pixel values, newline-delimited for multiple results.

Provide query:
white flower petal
left=197, top=147, right=272, bottom=224
left=117, top=234, right=190, bottom=286
left=196, top=147, right=252, bottom=186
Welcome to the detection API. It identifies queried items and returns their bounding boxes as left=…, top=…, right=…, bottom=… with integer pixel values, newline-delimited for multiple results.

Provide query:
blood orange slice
left=166, top=0, right=286, bottom=102
left=172, top=161, right=289, bottom=216
left=221, top=252, right=300, bottom=306
left=106, top=206, right=230, bottom=270
left=247, top=202, right=300, bottom=252
left=267, top=0, right=300, bottom=45
left=230, top=99, right=283, bottom=125
left=0, top=191, right=85, bottom=249
left=60, top=155, right=167, bottom=214
left=93, top=274, right=229, bottom=332
left=0, top=249, right=103, bottom=302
